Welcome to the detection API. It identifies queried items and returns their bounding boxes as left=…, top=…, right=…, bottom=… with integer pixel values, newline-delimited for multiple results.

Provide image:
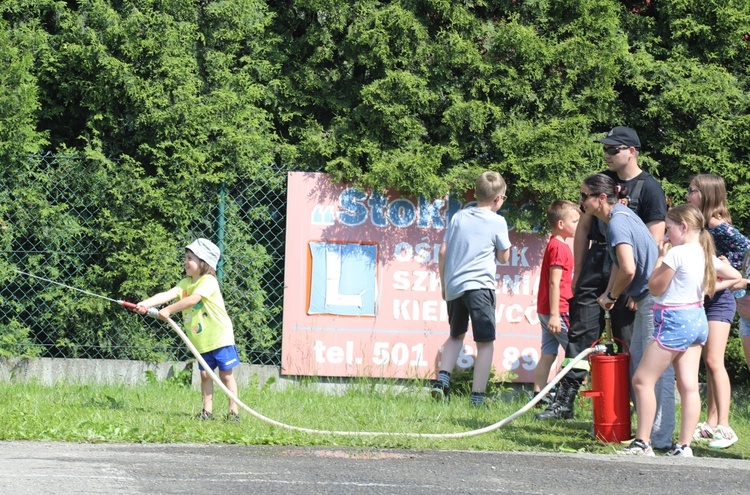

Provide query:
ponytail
left=700, top=229, right=717, bottom=298
left=667, top=203, right=718, bottom=297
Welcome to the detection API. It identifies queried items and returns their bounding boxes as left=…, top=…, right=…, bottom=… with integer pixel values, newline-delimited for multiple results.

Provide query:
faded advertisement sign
left=281, top=172, right=555, bottom=382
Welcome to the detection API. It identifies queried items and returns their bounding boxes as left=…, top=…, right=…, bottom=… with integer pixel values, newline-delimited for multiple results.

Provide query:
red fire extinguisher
left=581, top=311, right=632, bottom=443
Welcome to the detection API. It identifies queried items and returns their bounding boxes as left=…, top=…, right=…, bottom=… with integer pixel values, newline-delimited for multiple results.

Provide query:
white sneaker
left=666, top=444, right=694, bottom=457
left=619, top=439, right=655, bottom=457
left=708, top=425, right=738, bottom=449
left=692, top=422, right=714, bottom=442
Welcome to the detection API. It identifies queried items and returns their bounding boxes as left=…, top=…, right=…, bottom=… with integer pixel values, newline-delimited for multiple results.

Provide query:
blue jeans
left=739, top=317, right=750, bottom=337
left=629, top=294, right=676, bottom=449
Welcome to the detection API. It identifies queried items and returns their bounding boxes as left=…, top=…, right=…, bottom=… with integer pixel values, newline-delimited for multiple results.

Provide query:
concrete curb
left=0, top=357, right=281, bottom=390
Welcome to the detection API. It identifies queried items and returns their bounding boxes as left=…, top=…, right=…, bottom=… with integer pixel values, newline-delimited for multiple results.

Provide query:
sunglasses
left=603, top=146, right=629, bottom=156
left=580, top=192, right=598, bottom=201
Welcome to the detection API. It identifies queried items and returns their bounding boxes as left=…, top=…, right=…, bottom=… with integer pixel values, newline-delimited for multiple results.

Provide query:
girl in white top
left=624, top=204, right=740, bottom=457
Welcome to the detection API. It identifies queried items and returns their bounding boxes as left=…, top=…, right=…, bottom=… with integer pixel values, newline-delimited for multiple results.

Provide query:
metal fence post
left=216, top=182, right=226, bottom=284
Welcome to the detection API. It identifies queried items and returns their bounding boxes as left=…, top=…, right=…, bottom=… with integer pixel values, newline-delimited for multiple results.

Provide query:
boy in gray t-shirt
left=431, top=171, right=512, bottom=406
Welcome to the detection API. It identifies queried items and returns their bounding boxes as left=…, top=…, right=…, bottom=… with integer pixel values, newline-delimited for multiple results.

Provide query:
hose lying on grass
left=14, top=268, right=604, bottom=438
left=163, top=316, right=606, bottom=439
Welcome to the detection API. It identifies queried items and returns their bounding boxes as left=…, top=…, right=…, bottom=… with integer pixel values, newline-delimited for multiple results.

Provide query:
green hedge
left=1, top=0, right=749, bottom=377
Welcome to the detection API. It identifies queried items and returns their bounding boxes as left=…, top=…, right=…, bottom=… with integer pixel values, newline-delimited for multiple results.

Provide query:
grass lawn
left=1, top=377, right=749, bottom=460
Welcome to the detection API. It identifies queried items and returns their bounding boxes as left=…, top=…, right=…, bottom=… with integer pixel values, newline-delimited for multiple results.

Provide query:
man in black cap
left=536, top=126, right=673, bottom=448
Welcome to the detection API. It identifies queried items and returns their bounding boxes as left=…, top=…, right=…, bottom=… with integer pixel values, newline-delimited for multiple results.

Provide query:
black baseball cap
left=595, top=126, right=641, bottom=149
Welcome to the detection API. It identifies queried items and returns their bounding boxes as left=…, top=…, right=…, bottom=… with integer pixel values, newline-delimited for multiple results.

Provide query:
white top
left=655, top=242, right=721, bottom=305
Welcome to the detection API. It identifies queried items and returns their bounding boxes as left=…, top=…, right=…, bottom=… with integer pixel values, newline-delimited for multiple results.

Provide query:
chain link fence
left=0, top=153, right=307, bottom=366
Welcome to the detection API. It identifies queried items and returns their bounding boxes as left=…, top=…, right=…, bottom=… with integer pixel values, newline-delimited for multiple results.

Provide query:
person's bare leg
left=439, top=334, right=466, bottom=374
left=632, top=341, right=673, bottom=444
left=200, top=370, right=213, bottom=414
left=219, top=368, right=239, bottom=414
left=472, top=341, right=495, bottom=393
left=674, top=346, right=702, bottom=446
left=704, top=321, right=732, bottom=427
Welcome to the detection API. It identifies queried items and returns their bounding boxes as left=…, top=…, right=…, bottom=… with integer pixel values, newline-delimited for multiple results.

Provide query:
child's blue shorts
left=198, top=345, right=240, bottom=371
left=652, top=304, right=708, bottom=352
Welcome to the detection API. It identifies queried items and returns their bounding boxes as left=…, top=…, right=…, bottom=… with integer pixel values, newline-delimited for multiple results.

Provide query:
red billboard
left=281, top=172, right=558, bottom=382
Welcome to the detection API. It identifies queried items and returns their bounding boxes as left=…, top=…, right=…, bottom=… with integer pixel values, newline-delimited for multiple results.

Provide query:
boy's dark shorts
left=447, top=289, right=497, bottom=342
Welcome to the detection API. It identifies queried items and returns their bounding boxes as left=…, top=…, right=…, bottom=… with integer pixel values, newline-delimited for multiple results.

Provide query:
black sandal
left=195, top=409, right=214, bottom=420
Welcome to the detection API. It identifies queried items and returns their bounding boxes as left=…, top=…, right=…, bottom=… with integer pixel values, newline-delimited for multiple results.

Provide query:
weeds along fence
left=0, top=153, right=304, bottom=366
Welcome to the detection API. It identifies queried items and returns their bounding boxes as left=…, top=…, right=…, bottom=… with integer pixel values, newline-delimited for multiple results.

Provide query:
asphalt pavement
left=0, top=441, right=747, bottom=494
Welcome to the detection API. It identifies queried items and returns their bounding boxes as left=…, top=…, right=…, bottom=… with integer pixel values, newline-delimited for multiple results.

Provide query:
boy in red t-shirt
left=532, top=200, right=580, bottom=407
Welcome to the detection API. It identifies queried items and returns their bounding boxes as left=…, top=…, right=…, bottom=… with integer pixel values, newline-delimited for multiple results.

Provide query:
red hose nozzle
left=119, top=300, right=138, bottom=310
left=119, top=300, right=159, bottom=317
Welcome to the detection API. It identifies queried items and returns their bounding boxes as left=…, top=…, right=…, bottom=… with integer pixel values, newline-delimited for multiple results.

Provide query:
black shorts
left=703, top=289, right=736, bottom=324
left=447, top=289, right=497, bottom=342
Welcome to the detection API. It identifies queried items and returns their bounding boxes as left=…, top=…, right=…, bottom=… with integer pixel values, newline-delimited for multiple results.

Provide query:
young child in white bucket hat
left=137, top=238, right=241, bottom=421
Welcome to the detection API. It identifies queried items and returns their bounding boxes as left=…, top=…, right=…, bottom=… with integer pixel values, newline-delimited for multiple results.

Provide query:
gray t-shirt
left=605, top=203, right=658, bottom=301
left=442, top=207, right=512, bottom=301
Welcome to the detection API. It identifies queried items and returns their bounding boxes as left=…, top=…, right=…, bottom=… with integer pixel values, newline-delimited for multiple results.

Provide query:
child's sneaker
left=708, top=425, right=738, bottom=449
left=195, top=409, right=214, bottom=421
left=430, top=381, right=450, bottom=402
left=619, top=438, right=655, bottom=456
left=666, top=444, right=693, bottom=457
left=692, top=421, right=714, bottom=442
left=226, top=411, right=241, bottom=422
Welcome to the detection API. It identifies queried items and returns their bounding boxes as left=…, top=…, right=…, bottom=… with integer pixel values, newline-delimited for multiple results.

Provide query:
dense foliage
left=268, top=0, right=750, bottom=231
left=3, top=1, right=750, bottom=223
left=1, top=0, right=749, bottom=377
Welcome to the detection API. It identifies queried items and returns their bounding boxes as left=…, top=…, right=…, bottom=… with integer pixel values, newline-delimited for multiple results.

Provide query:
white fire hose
left=14, top=269, right=606, bottom=439
left=164, top=315, right=606, bottom=438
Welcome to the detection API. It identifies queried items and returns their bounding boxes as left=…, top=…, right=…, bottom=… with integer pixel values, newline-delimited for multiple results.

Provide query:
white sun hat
left=185, top=238, right=221, bottom=270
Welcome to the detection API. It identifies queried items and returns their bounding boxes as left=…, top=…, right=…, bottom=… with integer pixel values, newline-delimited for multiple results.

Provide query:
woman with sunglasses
left=686, top=174, right=750, bottom=449
left=577, top=173, right=675, bottom=452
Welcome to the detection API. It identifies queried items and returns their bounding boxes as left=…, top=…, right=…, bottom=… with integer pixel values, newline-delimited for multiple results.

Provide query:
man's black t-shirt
left=589, top=170, right=667, bottom=242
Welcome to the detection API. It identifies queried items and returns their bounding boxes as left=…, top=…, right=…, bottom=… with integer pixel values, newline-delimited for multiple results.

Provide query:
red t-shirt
left=536, top=237, right=574, bottom=315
